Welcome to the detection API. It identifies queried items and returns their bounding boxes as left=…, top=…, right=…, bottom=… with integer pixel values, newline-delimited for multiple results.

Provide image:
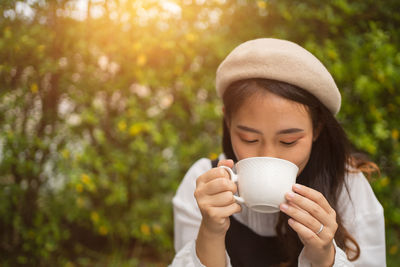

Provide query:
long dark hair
left=222, top=78, right=367, bottom=265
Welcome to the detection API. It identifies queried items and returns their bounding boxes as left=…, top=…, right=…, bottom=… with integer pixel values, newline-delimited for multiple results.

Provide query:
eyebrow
left=237, top=125, right=262, bottom=134
left=237, top=125, right=304, bottom=135
left=277, top=128, right=304, bottom=134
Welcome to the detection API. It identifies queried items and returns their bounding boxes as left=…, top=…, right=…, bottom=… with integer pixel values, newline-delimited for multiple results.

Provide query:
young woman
left=170, top=38, right=385, bottom=266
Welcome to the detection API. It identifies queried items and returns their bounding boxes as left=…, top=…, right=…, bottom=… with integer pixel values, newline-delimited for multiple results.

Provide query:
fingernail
left=294, top=184, right=302, bottom=190
left=280, top=203, right=288, bottom=211
left=286, top=192, right=295, bottom=199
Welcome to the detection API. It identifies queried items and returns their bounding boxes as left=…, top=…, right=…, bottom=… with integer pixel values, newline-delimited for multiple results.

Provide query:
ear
left=313, top=122, right=323, bottom=142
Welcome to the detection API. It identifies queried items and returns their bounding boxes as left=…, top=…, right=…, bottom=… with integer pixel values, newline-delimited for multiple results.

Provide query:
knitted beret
left=216, top=38, right=341, bottom=114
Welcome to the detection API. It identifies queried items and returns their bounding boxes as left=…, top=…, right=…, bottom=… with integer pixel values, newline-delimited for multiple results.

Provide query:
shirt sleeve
left=337, top=171, right=386, bottom=266
left=169, top=239, right=232, bottom=267
left=172, top=158, right=208, bottom=252
left=169, top=240, right=206, bottom=267
left=170, top=158, right=232, bottom=267
left=298, top=240, right=354, bottom=267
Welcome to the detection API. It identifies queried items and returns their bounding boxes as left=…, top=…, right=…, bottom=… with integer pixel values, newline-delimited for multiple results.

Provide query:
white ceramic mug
left=220, top=157, right=299, bottom=213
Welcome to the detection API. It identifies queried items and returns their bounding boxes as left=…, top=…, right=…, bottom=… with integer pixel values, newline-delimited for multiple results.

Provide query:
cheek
left=230, top=133, right=257, bottom=161
left=290, top=140, right=313, bottom=175
left=230, top=135, right=246, bottom=160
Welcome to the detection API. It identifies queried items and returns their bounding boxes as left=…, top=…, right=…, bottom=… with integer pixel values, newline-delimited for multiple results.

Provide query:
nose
left=258, top=144, right=277, bottom=158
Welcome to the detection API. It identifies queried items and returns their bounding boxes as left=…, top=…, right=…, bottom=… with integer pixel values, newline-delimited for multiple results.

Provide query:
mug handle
left=219, top=166, right=245, bottom=205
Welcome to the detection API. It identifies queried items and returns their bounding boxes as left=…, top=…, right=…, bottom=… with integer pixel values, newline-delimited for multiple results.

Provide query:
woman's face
left=227, top=89, right=316, bottom=174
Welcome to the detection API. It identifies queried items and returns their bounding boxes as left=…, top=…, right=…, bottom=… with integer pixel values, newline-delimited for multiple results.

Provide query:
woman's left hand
left=279, top=183, right=338, bottom=267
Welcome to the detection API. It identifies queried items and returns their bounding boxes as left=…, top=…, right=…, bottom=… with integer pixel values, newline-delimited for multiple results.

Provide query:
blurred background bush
left=0, top=0, right=399, bottom=266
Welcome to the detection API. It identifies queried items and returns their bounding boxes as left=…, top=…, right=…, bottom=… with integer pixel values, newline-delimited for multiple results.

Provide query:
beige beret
left=216, top=38, right=341, bottom=114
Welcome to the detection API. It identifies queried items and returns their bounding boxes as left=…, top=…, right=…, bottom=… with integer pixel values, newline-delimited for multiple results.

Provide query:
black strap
left=210, top=158, right=290, bottom=266
left=211, top=158, right=219, bottom=168
left=225, top=216, right=289, bottom=267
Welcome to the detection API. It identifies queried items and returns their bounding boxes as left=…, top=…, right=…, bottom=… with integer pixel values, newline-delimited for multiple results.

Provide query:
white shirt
left=169, top=156, right=386, bottom=267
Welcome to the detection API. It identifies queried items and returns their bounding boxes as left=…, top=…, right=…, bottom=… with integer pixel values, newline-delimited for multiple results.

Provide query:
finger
left=217, top=159, right=235, bottom=179
left=280, top=201, right=321, bottom=234
left=197, top=167, right=230, bottom=185
left=288, top=217, right=335, bottom=248
left=216, top=202, right=242, bottom=217
left=217, top=159, right=234, bottom=169
left=204, top=177, right=237, bottom=195
left=201, top=191, right=236, bottom=207
left=204, top=203, right=241, bottom=223
left=287, top=218, right=319, bottom=245
left=292, top=184, right=334, bottom=214
left=288, top=201, right=310, bottom=215
left=285, top=191, right=331, bottom=227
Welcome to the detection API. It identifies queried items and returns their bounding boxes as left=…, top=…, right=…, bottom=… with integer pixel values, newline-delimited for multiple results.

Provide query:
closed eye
left=241, top=139, right=258, bottom=144
left=280, top=140, right=297, bottom=145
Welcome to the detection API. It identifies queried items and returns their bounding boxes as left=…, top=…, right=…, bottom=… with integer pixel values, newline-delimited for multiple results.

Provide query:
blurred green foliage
left=0, top=0, right=399, bottom=266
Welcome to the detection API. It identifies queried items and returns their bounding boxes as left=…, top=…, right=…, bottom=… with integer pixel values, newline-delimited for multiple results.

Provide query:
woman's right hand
left=194, top=159, right=242, bottom=236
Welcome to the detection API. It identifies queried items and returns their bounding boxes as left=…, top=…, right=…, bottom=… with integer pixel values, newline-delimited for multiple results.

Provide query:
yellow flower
left=153, top=224, right=162, bottom=234
left=81, top=174, right=91, bottom=185
left=118, top=120, right=127, bottom=132
left=282, top=9, right=292, bottom=20
left=365, top=143, right=376, bottom=155
left=61, top=149, right=70, bottom=159
left=137, top=54, right=147, bottom=66
left=380, top=177, right=389, bottom=187
left=129, top=123, right=146, bottom=136
left=37, top=45, right=45, bottom=53
left=75, top=183, right=83, bottom=193
left=76, top=197, right=84, bottom=207
left=174, top=66, right=182, bottom=75
left=389, top=245, right=398, bottom=255
left=208, top=153, right=218, bottom=160
left=377, top=72, right=385, bottom=83
left=133, top=42, right=142, bottom=51
left=31, top=83, right=38, bottom=94
left=90, top=211, right=99, bottom=223
left=64, top=262, right=75, bottom=267
left=87, top=183, right=97, bottom=193
left=185, top=33, right=197, bottom=42
left=163, top=41, right=175, bottom=49
left=140, top=223, right=151, bottom=236
left=327, top=49, right=338, bottom=60
left=99, top=226, right=108, bottom=235
left=392, top=129, right=399, bottom=140
left=4, top=27, right=12, bottom=38
left=257, top=1, right=267, bottom=9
